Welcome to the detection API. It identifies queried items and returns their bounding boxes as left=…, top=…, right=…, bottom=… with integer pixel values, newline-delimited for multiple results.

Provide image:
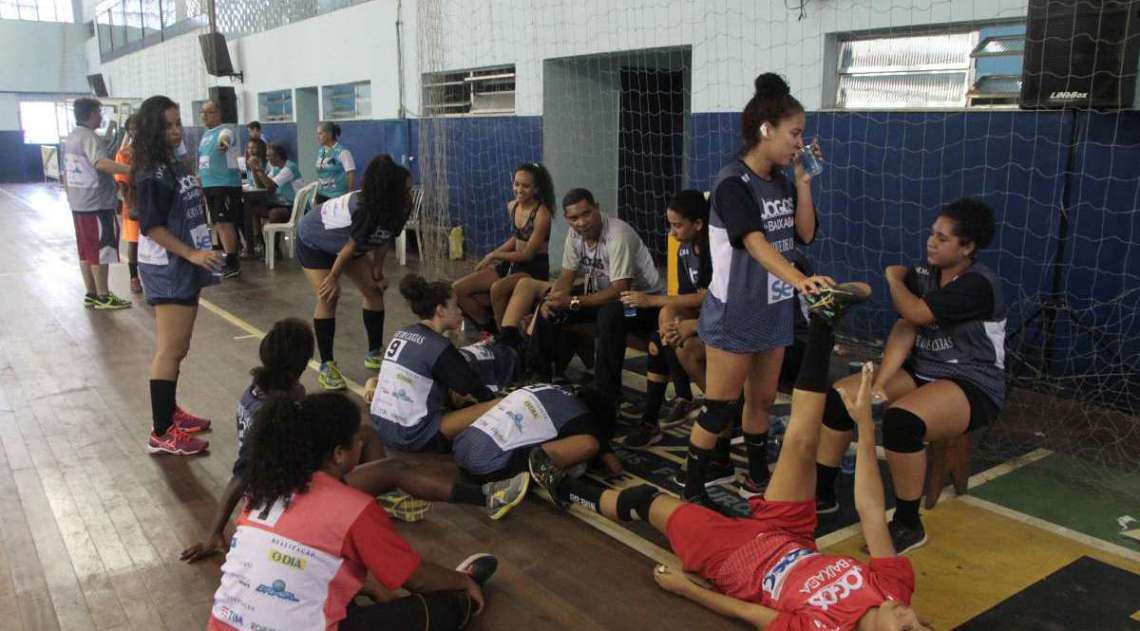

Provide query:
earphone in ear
left=760, top=123, right=772, bottom=139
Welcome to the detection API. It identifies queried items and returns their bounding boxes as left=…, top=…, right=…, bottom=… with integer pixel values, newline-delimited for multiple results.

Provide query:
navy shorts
left=902, top=361, right=1001, bottom=432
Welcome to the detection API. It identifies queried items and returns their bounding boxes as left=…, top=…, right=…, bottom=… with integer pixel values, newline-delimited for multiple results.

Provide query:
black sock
left=816, top=463, right=840, bottom=500
left=128, top=263, right=138, bottom=280
left=362, top=309, right=385, bottom=354
left=641, top=379, right=667, bottom=428
left=683, top=444, right=713, bottom=499
left=664, top=346, right=693, bottom=400
left=225, top=252, right=238, bottom=268
left=498, top=326, right=521, bottom=346
left=150, top=379, right=177, bottom=436
left=556, top=478, right=604, bottom=512
left=314, top=317, right=336, bottom=363
left=85, top=292, right=96, bottom=299
left=894, top=497, right=921, bottom=527
left=449, top=482, right=486, bottom=507
left=712, top=434, right=731, bottom=467
left=794, top=317, right=835, bottom=393
left=745, top=431, right=769, bottom=482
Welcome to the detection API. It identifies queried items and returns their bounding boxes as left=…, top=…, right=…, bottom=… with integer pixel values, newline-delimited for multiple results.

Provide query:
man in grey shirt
left=496, top=188, right=663, bottom=471
left=63, top=98, right=132, bottom=310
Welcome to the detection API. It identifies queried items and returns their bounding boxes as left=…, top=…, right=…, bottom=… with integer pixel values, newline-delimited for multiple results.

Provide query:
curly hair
left=514, top=162, right=556, bottom=213
left=399, top=273, right=453, bottom=319
left=244, top=392, right=361, bottom=512
left=250, top=318, right=314, bottom=394
left=127, top=95, right=180, bottom=207
left=740, top=73, right=804, bottom=156
left=939, top=197, right=996, bottom=256
left=359, top=154, right=413, bottom=235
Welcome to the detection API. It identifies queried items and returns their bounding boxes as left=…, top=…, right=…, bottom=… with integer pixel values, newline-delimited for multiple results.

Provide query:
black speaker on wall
left=209, top=86, right=238, bottom=124
left=1019, top=0, right=1140, bottom=109
left=199, top=32, right=235, bottom=76
left=87, top=73, right=108, bottom=97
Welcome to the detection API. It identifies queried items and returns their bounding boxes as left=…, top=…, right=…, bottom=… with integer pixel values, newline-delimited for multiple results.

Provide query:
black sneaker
left=670, top=461, right=736, bottom=489
left=221, top=263, right=241, bottom=279
left=887, top=519, right=928, bottom=554
left=528, top=447, right=567, bottom=508
left=683, top=492, right=730, bottom=515
left=804, top=282, right=872, bottom=324
left=455, top=553, right=498, bottom=586
left=736, top=473, right=769, bottom=499
left=622, top=424, right=663, bottom=449
left=815, top=494, right=840, bottom=515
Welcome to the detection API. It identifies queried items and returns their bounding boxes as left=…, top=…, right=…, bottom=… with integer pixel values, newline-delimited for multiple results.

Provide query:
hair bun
left=754, top=73, right=790, bottom=98
left=399, top=274, right=428, bottom=302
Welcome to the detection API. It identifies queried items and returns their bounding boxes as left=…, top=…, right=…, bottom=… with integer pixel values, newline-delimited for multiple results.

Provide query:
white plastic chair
left=396, top=185, right=425, bottom=266
left=264, top=181, right=320, bottom=270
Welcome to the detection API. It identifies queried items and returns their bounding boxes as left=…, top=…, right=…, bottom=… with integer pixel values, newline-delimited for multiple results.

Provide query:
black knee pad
left=821, top=388, right=856, bottom=432
left=697, top=399, right=736, bottom=434
left=647, top=332, right=668, bottom=375
left=616, top=484, right=660, bottom=521
left=882, top=407, right=927, bottom=453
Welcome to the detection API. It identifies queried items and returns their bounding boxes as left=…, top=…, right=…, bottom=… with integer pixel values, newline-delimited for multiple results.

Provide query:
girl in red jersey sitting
left=538, top=289, right=931, bottom=631
left=208, top=392, right=494, bottom=631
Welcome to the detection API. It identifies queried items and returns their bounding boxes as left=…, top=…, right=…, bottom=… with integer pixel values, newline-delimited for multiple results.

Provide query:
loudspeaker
left=209, top=86, right=238, bottom=124
left=1020, top=0, right=1140, bottom=109
left=87, top=73, right=108, bottom=97
left=199, top=32, right=235, bottom=76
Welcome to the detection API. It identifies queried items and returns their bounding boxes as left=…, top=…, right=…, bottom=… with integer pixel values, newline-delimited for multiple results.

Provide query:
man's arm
left=578, top=278, right=627, bottom=308
left=94, top=158, right=130, bottom=176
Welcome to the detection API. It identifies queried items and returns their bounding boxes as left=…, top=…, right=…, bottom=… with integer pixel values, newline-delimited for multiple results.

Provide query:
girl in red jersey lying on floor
left=532, top=288, right=932, bottom=631
left=207, top=392, right=495, bottom=631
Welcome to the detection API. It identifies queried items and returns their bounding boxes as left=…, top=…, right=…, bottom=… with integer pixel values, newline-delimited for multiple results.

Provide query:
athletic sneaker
left=618, top=399, right=643, bottom=419
left=455, top=553, right=498, bottom=586
left=221, top=263, right=241, bottom=280
left=621, top=423, right=663, bottom=449
left=670, top=461, right=737, bottom=489
left=803, top=282, right=872, bottom=325
left=662, top=398, right=703, bottom=428
left=172, top=406, right=212, bottom=433
left=318, top=361, right=347, bottom=390
left=736, top=473, right=769, bottom=499
left=129, top=277, right=143, bottom=294
left=483, top=471, right=530, bottom=520
left=378, top=490, right=431, bottom=522
left=92, top=293, right=132, bottom=310
left=84, top=294, right=98, bottom=308
left=147, top=428, right=208, bottom=455
left=363, top=350, right=383, bottom=370
left=816, top=494, right=840, bottom=515
left=528, top=447, right=566, bottom=505
left=887, top=519, right=928, bottom=554
left=683, top=491, right=729, bottom=515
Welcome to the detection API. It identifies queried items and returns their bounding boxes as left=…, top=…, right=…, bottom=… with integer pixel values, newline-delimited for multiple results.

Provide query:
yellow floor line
left=198, top=298, right=365, bottom=397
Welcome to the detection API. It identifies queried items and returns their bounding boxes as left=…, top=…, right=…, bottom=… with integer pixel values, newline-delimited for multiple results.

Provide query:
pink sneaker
left=173, top=406, right=212, bottom=433
left=130, top=277, right=143, bottom=294
left=147, top=428, right=209, bottom=455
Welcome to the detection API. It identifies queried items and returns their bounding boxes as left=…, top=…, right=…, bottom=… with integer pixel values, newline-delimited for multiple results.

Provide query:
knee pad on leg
left=697, top=399, right=736, bottom=434
left=616, top=484, right=660, bottom=521
left=647, top=332, right=668, bottom=375
left=882, top=407, right=927, bottom=453
left=822, top=388, right=856, bottom=432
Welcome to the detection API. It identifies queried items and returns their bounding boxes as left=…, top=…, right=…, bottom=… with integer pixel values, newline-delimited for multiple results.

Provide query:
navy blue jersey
left=676, top=239, right=711, bottom=295
left=459, top=340, right=520, bottom=393
left=699, top=161, right=799, bottom=353
left=136, top=160, right=219, bottom=301
left=451, top=384, right=590, bottom=476
left=370, top=324, right=494, bottom=451
left=296, top=191, right=405, bottom=256
left=907, top=262, right=1007, bottom=408
left=232, top=383, right=265, bottom=478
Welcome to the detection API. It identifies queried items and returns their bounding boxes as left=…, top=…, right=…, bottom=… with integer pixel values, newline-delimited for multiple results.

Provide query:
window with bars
left=832, top=24, right=1025, bottom=110
left=0, top=0, right=73, bottom=22
left=258, top=90, right=293, bottom=122
left=322, top=81, right=370, bottom=120
left=422, top=65, right=516, bottom=117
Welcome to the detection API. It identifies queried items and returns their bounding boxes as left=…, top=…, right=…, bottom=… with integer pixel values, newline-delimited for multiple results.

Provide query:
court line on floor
left=816, top=447, right=1054, bottom=548
left=198, top=297, right=365, bottom=397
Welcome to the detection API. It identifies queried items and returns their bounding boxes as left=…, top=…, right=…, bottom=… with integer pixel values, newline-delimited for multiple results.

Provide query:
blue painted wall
left=0, top=131, right=46, bottom=182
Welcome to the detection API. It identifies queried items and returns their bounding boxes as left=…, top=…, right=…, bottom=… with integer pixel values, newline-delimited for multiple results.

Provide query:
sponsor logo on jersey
left=798, top=560, right=865, bottom=612
left=217, top=605, right=243, bottom=625
left=762, top=547, right=817, bottom=600
left=268, top=549, right=307, bottom=571
left=256, top=579, right=300, bottom=602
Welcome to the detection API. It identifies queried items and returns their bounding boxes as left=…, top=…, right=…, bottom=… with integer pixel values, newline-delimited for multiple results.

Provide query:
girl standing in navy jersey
left=681, top=74, right=834, bottom=506
left=132, top=95, right=223, bottom=456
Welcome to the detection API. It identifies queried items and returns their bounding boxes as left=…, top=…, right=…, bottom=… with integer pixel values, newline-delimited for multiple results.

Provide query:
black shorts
left=203, top=187, right=244, bottom=224
left=147, top=294, right=200, bottom=307
left=902, top=362, right=1000, bottom=432
left=495, top=255, right=551, bottom=281
left=296, top=237, right=369, bottom=270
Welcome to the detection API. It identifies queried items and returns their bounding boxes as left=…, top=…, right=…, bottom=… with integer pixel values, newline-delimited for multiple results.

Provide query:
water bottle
left=798, top=145, right=824, bottom=177
left=840, top=445, right=857, bottom=475
left=624, top=303, right=637, bottom=318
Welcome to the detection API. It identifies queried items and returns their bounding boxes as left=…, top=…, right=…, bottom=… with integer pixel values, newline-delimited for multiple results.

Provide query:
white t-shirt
left=562, top=214, right=663, bottom=294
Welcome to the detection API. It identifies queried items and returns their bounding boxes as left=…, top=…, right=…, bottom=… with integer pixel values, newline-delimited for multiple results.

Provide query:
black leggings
left=340, top=590, right=475, bottom=631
